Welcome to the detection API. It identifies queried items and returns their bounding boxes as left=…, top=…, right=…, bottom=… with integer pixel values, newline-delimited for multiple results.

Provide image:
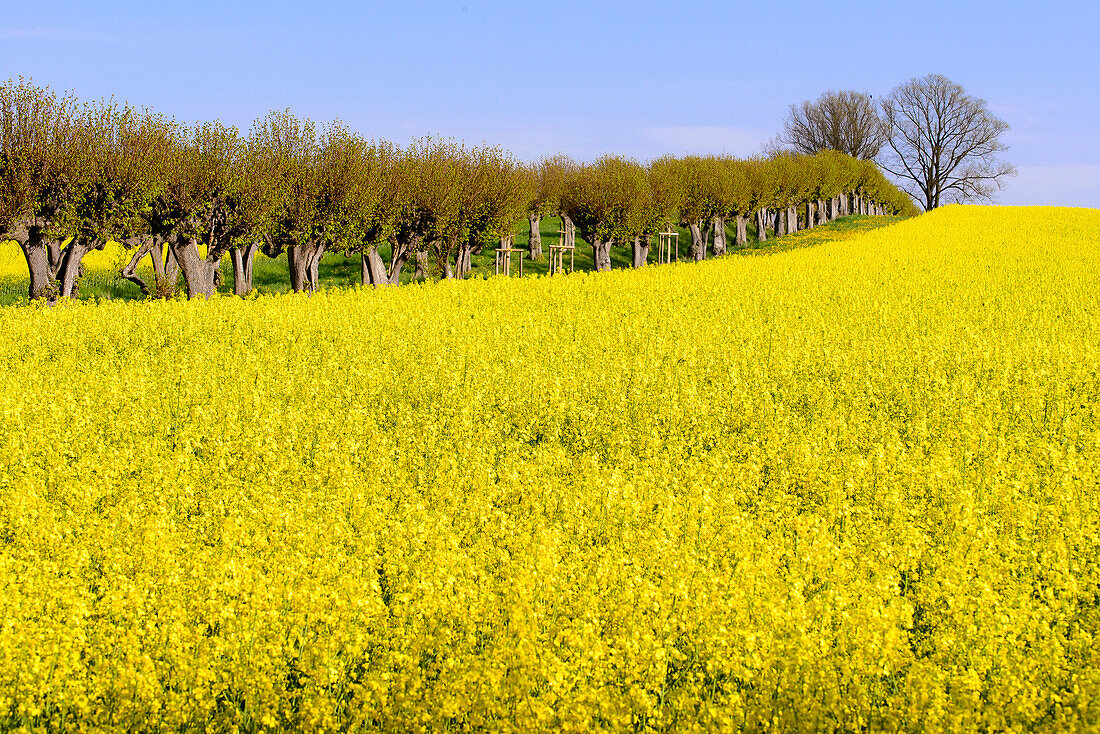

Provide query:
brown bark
left=816, top=199, right=827, bottom=226
left=787, top=205, right=799, bottom=234
left=591, top=239, right=613, bottom=272
left=362, top=247, right=388, bottom=286
left=230, top=242, right=259, bottom=296
left=528, top=212, right=542, bottom=259
left=46, top=241, right=64, bottom=276
left=631, top=235, right=650, bottom=268
left=413, top=249, right=429, bottom=281
left=805, top=202, right=815, bottom=229
left=688, top=221, right=707, bottom=261
left=735, top=215, right=747, bottom=247
left=774, top=209, right=786, bottom=237
left=120, top=237, right=157, bottom=295
left=454, top=244, right=474, bottom=278
left=172, top=237, right=219, bottom=299
left=19, top=240, right=54, bottom=301
left=308, top=245, right=325, bottom=291
left=9, top=220, right=56, bottom=301
left=560, top=214, right=576, bottom=248
left=285, top=244, right=318, bottom=293
left=711, top=216, right=727, bottom=257
left=56, top=238, right=93, bottom=299
left=12, top=222, right=94, bottom=302
left=755, top=209, right=768, bottom=242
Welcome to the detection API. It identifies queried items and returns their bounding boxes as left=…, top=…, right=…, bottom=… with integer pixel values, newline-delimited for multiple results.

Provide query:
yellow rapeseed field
left=0, top=205, right=1098, bottom=732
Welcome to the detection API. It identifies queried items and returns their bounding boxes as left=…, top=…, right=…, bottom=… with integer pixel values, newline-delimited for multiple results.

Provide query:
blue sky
left=2, top=0, right=1097, bottom=206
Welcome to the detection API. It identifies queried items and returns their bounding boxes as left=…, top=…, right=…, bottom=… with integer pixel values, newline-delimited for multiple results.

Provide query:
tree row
left=0, top=79, right=917, bottom=301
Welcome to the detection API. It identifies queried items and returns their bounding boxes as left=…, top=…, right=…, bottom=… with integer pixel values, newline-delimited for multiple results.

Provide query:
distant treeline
left=0, top=79, right=918, bottom=302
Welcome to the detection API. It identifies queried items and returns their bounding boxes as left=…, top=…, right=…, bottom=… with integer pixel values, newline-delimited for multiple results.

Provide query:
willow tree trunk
left=286, top=243, right=324, bottom=294
left=230, top=242, right=259, bottom=296
left=462, top=245, right=474, bottom=277
left=19, top=240, right=55, bottom=301
left=561, top=214, right=576, bottom=248
left=362, top=243, right=410, bottom=286
left=711, top=216, right=727, bottom=257
left=9, top=219, right=58, bottom=301
left=528, top=213, right=542, bottom=259
left=14, top=224, right=94, bottom=302
left=688, top=221, right=707, bottom=261
left=172, top=238, right=219, bottom=299
left=377, top=234, right=415, bottom=285
left=805, top=202, right=815, bottom=229
left=121, top=237, right=163, bottom=295
left=308, top=245, right=324, bottom=291
left=451, top=244, right=473, bottom=279
left=413, top=250, right=429, bottom=281
left=287, top=245, right=309, bottom=293
left=755, top=209, right=768, bottom=242
left=787, top=206, right=799, bottom=234
left=591, top=239, right=613, bottom=272
left=57, top=239, right=93, bottom=299
left=816, top=199, right=827, bottom=225
left=774, top=209, right=786, bottom=237
left=735, top=215, right=748, bottom=247
left=631, top=236, right=650, bottom=268
left=362, top=247, right=387, bottom=286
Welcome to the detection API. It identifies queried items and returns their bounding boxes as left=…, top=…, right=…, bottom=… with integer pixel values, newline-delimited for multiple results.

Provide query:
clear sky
left=2, top=0, right=1097, bottom=207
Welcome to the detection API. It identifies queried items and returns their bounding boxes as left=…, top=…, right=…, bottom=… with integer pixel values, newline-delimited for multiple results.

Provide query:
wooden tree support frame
left=657, top=228, right=679, bottom=265
left=494, top=235, right=523, bottom=277
left=548, top=230, right=575, bottom=276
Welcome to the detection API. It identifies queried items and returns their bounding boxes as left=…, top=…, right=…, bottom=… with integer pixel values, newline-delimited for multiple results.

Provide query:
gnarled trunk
left=413, top=249, right=429, bottom=281
left=787, top=205, right=798, bottom=234
left=13, top=223, right=94, bottom=302
left=774, top=209, right=786, bottom=237
left=711, top=216, right=727, bottom=257
left=528, top=212, right=542, bottom=260
left=454, top=243, right=474, bottom=278
left=755, top=209, right=768, bottom=242
left=286, top=245, right=310, bottom=293
left=308, top=245, right=325, bottom=291
left=591, top=239, right=613, bottom=272
left=805, top=201, right=815, bottom=229
left=19, top=240, right=55, bottom=302
left=560, top=214, right=576, bottom=248
left=230, top=242, right=259, bottom=296
left=362, top=241, right=412, bottom=286
left=631, top=235, right=650, bottom=268
left=172, top=237, right=219, bottom=299
left=362, top=247, right=388, bottom=286
left=57, top=238, right=94, bottom=299
left=285, top=243, right=325, bottom=293
left=816, top=199, right=827, bottom=226
left=121, top=237, right=160, bottom=295
left=688, top=221, right=707, bottom=261
left=735, top=215, right=747, bottom=247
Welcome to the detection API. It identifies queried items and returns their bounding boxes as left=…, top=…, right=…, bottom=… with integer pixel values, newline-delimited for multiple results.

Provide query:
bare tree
left=778, top=90, right=885, bottom=160
left=879, top=74, right=1015, bottom=211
